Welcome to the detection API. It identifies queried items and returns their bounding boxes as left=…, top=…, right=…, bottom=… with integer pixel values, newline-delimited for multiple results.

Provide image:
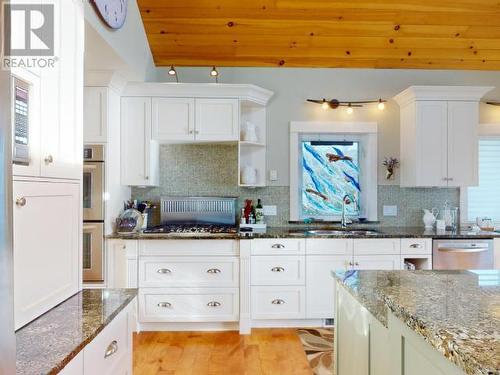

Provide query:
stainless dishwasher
left=433, top=239, right=494, bottom=270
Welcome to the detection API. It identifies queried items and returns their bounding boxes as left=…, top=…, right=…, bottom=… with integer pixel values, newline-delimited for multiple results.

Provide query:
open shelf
left=402, top=255, right=432, bottom=270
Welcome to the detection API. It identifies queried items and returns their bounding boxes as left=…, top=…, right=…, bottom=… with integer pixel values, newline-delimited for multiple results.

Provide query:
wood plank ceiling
left=137, top=0, right=500, bottom=70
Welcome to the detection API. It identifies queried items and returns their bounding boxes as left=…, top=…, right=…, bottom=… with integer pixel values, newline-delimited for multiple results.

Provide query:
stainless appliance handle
left=438, top=247, right=489, bottom=253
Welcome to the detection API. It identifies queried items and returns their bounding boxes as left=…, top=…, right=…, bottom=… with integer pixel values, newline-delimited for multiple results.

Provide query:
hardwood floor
left=133, top=329, right=313, bottom=375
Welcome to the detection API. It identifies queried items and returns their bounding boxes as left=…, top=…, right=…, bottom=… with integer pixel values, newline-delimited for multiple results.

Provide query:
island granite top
left=332, top=269, right=500, bottom=375
left=16, top=288, right=137, bottom=375
left=106, top=226, right=500, bottom=240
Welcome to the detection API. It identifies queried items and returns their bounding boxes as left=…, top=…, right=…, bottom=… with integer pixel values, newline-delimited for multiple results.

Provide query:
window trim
left=460, top=123, right=500, bottom=225
left=289, top=121, right=378, bottom=221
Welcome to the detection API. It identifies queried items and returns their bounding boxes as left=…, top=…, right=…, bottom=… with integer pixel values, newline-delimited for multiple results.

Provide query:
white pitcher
left=423, top=208, right=439, bottom=229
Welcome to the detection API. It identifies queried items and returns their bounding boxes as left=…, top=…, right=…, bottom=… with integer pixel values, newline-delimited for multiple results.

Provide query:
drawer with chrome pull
left=251, top=239, right=305, bottom=255
left=251, top=286, right=305, bottom=320
left=251, top=256, right=305, bottom=286
left=139, top=288, right=239, bottom=322
left=401, top=238, right=432, bottom=255
left=138, top=256, right=239, bottom=288
left=83, top=303, right=129, bottom=375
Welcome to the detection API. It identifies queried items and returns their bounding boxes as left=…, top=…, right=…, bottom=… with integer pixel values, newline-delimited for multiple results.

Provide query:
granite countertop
left=16, top=288, right=138, bottom=375
left=332, top=270, right=500, bottom=375
left=106, top=226, right=500, bottom=240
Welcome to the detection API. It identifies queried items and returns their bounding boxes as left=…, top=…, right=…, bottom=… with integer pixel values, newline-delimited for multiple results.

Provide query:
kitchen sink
left=306, top=229, right=379, bottom=236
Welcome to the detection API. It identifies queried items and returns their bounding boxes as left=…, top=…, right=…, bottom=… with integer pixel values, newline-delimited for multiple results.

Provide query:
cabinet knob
left=207, top=301, right=221, bottom=307
left=157, top=302, right=172, bottom=308
left=44, top=155, right=53, bottom=164
left=195, top=130, right=199, bottom=135
left=145, top=176, right=149, bottom=180
left=355, top=262, right=360, bottom=266
left=348, top=261, right=354, bottom=267
left=271, top=244, right=285, bottom=249
left=189, top=130, right=194, bottom=134
left=271, top=266, right=285, bottom=272
left=157, top=268, right=171, bottom=274
left=104, top=340, right=118, bottom=359
left=207, top=268, right=221, bottom=274
left=15, top=197, right=26, bottom=207
left=271, top=299, right=285, bottom=305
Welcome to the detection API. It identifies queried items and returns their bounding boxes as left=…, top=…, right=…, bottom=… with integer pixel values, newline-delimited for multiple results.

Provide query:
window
left=301, top=141, right=360, bottom=218
left=467, top=139, right=500, bottom=222
left=289, top=122, right=378, bottom=222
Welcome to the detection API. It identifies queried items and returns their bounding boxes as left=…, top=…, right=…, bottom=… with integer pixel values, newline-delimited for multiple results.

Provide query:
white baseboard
left=251, top=319, right=325, bottom=328
left=138, top=321, right=240, bottom=332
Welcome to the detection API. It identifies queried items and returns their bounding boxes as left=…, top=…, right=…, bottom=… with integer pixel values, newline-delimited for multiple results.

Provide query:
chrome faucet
left=341, top=195, right=353, bottom=228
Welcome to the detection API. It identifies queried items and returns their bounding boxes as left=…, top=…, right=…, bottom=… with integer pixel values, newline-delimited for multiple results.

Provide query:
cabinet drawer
left=251, top=239, right=305, bottom=255
left=305, top=239, right=353, bottom=255
left=251, top=256, right=305, bottom=286
left=353, top=239, right=401, bottom=255
left=401, top=238, right=432, bottom=255
left=251, top=286, right=305, bottom=320
left=138, top=257, right=238, bottom=288
left=139, top=288, right=239, bottom=322
left=83, top=307, right=129, bottom=375
left=139, top=240, right=238, bottom=257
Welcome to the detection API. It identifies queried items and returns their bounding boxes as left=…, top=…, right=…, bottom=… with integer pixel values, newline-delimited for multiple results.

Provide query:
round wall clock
left=92, top=0, right=128, bottom=30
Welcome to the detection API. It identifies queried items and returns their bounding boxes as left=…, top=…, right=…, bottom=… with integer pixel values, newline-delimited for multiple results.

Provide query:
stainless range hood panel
left=161, top=196, right=237, bottom=226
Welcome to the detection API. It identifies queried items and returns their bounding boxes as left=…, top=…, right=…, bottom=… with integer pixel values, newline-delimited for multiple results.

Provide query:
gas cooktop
left=142, top=224, right=238, bottom=235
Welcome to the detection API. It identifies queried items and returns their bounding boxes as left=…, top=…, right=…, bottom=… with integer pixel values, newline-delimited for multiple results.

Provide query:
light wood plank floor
left=133, top=329, right=313, bottom=375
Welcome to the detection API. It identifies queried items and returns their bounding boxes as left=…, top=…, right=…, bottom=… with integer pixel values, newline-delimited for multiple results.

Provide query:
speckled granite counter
left=106, top=226, right=500, bottom=240
left=332, top=270, right=500, bottom=375
left=16, top=288, right=137, bottom=375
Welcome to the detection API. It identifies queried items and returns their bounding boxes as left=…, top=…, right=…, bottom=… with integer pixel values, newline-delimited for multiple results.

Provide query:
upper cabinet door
left=447, top=101, right=479, bottom=187
left=152, top=98, right=195, bottom=142
left=194, top=98, right=239, bottom=141
left=415, top=101, right=448, bottom=187
left=84, top=87, right=108, bottom=143
left=40, top=0, right=83, bottom=180
left=121, top=97, right=158, bottom=186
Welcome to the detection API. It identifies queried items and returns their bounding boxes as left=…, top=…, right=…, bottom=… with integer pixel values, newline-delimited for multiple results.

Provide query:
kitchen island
left=332, top=270, right=499, bottom=375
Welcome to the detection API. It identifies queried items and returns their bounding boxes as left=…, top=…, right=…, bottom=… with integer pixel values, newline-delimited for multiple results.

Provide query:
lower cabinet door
left=353, top=255, right=401, bottom=270
left=306, top=255, right=350, bottom=319
left=83, top=307, right=129, bottom=375
left=139, top=288, right=239, bottom=322
left=13, top=180, right=80, bottom=329
left=251, top=286, right=306, bottom=320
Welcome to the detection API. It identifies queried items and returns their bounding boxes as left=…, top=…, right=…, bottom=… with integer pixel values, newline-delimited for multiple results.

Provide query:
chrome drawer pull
left=207, top=268, right=221, bottom=274
left=271, top=266, right=285, bottom=272
left=157, top=302, right=172, bottom=308
left=157, top=268, right=171, bottom=274
left=272, top=299, right=285, bottom=305
left=271, top=244, right=285, bottom=249
left=15, top=197, right=26, bottom=207
left=104, top=340, right=118, bottom=359
left=207, top=301, right=221, bottom=307
left=410, top=244, right=423, bottom=249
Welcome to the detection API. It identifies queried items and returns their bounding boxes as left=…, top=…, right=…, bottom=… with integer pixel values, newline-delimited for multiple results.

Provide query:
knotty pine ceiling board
left=138, top=0, right=500, bottom=70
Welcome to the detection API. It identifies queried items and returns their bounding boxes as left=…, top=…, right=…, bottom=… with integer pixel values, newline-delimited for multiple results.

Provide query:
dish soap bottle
left=255, top=199, right=265, bottom=224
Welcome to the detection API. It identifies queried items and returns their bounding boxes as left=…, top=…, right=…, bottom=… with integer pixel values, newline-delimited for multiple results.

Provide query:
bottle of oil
left=255, top=199, right=265, bottom=224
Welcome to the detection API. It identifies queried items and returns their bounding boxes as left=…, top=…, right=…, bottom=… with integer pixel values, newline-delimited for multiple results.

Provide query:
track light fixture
left=346, top=104, right=354, bottom=115
left=168, top=65, right=179, bottom=83
left=307, top=98, right=387, bottom=111
left=210, top=66, right=219, bottom=83
left=486, top=102, right=500, bottom=106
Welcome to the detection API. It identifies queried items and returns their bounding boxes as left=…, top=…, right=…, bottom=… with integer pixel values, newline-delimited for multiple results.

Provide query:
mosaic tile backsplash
left=131, top=144, right=459, bottom=227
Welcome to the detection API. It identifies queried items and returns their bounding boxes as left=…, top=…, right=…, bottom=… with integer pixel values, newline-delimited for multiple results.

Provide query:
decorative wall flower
left=383, top=157, right=399, bottom=180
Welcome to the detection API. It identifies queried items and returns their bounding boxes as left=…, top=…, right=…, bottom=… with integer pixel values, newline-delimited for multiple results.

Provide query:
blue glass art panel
left=302, top=141, right=360, bottom=217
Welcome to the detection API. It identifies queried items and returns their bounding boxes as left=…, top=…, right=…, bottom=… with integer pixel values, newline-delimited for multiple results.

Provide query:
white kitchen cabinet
left=353, top=255, right=401, bottom=270
left=306, top=255, right=349, bottom=319
left=251, top=286, right=306, bottom=320
left=40, top=0, right=83, bottom=180
left=447, top=101, right=479, bottom=187
left=107, top=240, right=138, bottom=289
left=121, top=97, right=159, bottom=186
left=394, top=86, right=492, bottom=187
left=59, top=352, right=84, bottom=375
left=195, top=98, right=239, bottom=141
left=251, top=255, right=305, bottom=286
left=84, top=87, right=108, bottom=143
left=152, top=97, right=195, bottom=141
left=13, top=180, right=80, bottom=329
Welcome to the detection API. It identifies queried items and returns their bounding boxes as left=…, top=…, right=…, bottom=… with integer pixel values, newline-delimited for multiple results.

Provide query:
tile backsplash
left=132, top=144, right=459, bottom=227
